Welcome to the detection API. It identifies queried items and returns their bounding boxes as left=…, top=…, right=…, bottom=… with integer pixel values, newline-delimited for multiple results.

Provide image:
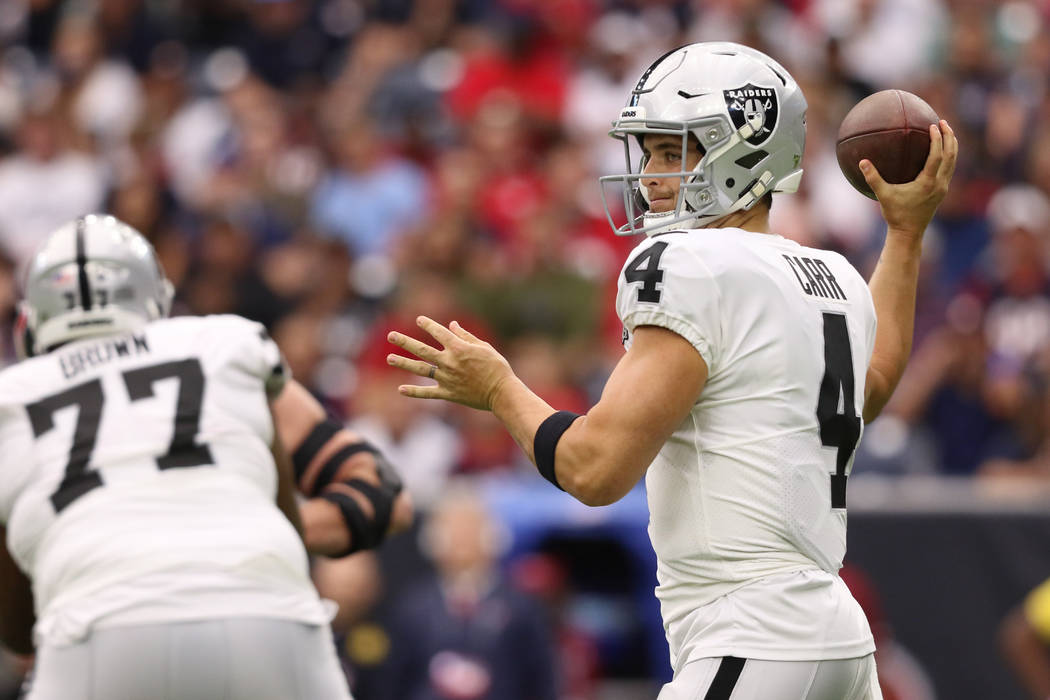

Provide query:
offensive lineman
left=388, top=43, right=957, bottom=699
left=0, top=215, right=410, bottom=699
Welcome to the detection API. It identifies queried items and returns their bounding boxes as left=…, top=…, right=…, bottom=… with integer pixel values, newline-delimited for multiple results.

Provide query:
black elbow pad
left=320, top=478, right=397, bottom=556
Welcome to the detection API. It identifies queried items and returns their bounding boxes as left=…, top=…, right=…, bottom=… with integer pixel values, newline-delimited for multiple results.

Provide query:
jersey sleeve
left=217, top=316, right=290, bottom=399
left=616, top=238, right=723, bottom=370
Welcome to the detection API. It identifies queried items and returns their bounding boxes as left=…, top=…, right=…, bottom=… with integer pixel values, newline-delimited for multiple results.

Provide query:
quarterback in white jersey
left=617, top=228, right=877, bottom=668
left=0, top=215, right=411, bottom=700
left=389, top=42, right=957, bottom=700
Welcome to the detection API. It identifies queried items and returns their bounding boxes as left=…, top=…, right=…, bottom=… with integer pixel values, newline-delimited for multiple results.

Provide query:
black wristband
left=533, top=411, right=581, bottom=491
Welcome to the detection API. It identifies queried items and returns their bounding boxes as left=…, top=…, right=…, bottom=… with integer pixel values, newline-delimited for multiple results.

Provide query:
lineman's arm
left=271, top=416, right=304, bottom=538
left=861, top=120, right=957, bottom=423
left=271, top=380, right=413, bottom=557
left=389, top=319, right=707, bottom=506
left=0, top=527, right=34, bottom=655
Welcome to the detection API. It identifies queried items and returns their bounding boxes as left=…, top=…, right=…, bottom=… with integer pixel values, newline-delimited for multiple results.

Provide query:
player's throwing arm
left=388, top=316, right=708, bottom=507
left=858, top=120, right=958, bottom=421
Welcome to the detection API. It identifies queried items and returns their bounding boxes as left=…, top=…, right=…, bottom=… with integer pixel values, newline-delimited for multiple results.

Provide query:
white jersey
left=616, top=228, right=877, bottom=668
left=0, top=315, right=329, bottom=647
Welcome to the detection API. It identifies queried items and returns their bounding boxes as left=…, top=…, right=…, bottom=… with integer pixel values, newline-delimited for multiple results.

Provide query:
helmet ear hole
left=726, top=178, right=736, bottom=188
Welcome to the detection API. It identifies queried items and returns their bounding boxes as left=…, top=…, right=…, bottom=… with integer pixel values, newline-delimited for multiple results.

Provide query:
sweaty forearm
left=490, top=367, right=681, bottom=506
left=866, top=230, right=923, bottom=421
left=491, top=376, right=622, bottom=505
left=490, top=375, right=558, bottom=464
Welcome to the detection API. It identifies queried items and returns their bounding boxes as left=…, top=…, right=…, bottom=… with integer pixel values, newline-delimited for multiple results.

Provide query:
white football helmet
left=16, top=215, right=174, bottom=357
left=599, top=42, right=807, bottom=236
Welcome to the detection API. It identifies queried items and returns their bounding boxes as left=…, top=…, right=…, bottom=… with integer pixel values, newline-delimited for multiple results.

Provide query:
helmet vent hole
left=726, top=178, right=736, bottom=188
left=735, top=150, right=769, bottom=169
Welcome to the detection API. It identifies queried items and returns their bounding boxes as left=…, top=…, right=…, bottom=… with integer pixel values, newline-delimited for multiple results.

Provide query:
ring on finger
left=428, top=365, right=437, bottom=380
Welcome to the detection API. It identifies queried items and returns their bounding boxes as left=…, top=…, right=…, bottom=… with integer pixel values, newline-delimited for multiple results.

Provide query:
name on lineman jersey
left=59, top=333, right=151, bottom=380
left=781, top=255, right=847, bottom=300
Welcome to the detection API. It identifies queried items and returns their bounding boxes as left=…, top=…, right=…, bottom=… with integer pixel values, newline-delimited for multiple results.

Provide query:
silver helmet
left=599, top=42, right=807, bottom=236
left=17, top=215, right=174, bottom=357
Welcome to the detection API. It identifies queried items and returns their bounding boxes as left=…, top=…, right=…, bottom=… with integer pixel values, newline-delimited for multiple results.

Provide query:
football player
left=0, top=214, right=410, bottom=699
left=388, top=42, right=956, bottom=699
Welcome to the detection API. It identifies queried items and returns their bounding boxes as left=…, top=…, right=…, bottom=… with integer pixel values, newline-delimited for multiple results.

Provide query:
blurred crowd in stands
left=3, top=0, right=1050, bottom=487
left=2, top=0, right=1050, bottom=696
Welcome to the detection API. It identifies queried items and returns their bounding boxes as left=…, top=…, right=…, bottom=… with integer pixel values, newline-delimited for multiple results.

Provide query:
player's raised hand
left=861, top=120, right=958, bottom=240
left=387, top=316, right=514, bottom=411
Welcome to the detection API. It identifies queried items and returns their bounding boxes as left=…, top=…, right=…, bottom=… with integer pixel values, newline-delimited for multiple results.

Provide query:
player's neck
left=710, top=204, right=771, bottom=234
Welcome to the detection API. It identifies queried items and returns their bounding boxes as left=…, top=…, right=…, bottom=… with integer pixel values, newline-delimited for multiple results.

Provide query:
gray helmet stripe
left=75, top=217, right=92, bottom=311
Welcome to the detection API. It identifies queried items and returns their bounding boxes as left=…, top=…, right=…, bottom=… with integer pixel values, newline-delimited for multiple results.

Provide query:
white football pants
left=25, top=618, right=353, bottom=700
left=657, top=654, right=883, bottom=700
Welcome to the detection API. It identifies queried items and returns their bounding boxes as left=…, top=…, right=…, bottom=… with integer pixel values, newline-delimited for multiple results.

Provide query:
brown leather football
left=835, top=89, right=939, bottom=200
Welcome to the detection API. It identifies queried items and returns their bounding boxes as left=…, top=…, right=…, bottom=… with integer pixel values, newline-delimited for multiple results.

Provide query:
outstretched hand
left=861, top=119, right=958, bottom=240
left=387, top=316, right=515, bottom=412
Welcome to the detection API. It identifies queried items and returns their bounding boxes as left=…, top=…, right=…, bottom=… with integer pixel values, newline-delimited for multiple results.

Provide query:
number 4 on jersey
left=624, top=242, right=669, bottom=303
left=816, top=313, right=861, bottom=509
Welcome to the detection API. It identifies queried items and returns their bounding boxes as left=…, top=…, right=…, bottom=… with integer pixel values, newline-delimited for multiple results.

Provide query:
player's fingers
left=937, top=121, right=958, bottom=181
left=859, top=159, right=888, bottom=198
left=450, top=320, right=482, bottom=344
left=920, top=123, right=943, bottom=180
left=386, top=354, right=435, bottom=379
left=387, top=331, right=441, bottom=363
left=447, top=320, right=471, bottom=342
left=397, top=383, right=450, bottom=400
left=417, top=316, right=458, bottom=348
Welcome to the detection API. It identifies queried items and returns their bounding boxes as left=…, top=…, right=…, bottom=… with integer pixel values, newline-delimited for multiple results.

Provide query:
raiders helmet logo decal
left=723, top=83, right=779, bottom=146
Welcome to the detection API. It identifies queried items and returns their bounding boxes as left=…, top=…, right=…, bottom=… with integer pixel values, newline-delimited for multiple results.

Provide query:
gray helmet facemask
left=17, top=215, right=174, bottom=358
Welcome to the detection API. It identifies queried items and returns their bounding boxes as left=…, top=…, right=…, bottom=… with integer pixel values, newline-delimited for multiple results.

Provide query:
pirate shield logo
left=723, top=83, right=779, bottom=146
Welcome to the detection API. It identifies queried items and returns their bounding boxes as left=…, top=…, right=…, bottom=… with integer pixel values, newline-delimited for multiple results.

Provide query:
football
left=835, top=89, right=940, bottom=200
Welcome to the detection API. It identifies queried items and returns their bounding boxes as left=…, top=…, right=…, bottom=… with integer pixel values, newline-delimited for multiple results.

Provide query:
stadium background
left=2, top=0, right=1050, bottom=698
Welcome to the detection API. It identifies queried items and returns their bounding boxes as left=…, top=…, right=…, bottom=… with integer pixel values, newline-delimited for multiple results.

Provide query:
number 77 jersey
left=616, top=228, right=877, bottom=662
left=0, top=314, right=327, bottom=647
